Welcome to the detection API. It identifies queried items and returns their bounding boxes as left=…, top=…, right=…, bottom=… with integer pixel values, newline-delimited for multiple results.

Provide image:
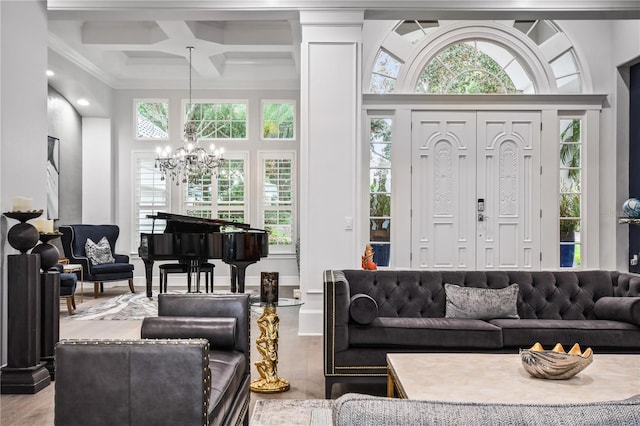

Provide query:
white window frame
left=258, top=151, right=297, bottom=254
left=260, top=99, right=296, bottom=141
left=181, top=99, right=249, bottom=141
left=134, top=98, right=169, bottom=140
left=131, top=151, right=170, bottom=251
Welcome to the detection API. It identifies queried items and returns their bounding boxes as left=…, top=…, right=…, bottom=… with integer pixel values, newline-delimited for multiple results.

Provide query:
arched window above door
left=369, top=20, right=587, bottom=95
left=415, top=40, right=531, bottom=94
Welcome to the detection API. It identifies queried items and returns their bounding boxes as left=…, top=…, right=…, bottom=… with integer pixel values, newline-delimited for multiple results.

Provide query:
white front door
left=411, top=111, right=541, bottom=270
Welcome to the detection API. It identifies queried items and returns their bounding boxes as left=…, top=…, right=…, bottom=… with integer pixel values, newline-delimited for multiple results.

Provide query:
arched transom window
left=416, top=40, right=530, bottom=94
left=369, top=20, right=586, bottom=95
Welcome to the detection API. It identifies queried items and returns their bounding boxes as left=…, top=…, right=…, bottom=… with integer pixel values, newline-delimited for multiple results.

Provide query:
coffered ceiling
left=48, top=11, right=301, bottom=90
left=46, top=1, right=640, bottom=116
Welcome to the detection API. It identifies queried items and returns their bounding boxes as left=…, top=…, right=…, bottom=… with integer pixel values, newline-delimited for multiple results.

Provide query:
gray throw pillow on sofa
left=349, top=294, right=378, bottom=325
left=445, top=283, right=520, bottom=320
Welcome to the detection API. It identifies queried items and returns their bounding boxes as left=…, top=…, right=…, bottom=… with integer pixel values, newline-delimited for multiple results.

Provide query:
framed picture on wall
left=47, top=136, right=59, bottom=220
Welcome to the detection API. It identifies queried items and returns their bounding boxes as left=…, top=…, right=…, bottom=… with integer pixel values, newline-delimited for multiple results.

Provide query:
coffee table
left=387, top=353, right=640, bottom=404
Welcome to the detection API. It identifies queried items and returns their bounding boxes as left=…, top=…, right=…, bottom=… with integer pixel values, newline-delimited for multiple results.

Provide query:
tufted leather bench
left=324, top=269, right=640, bottom=398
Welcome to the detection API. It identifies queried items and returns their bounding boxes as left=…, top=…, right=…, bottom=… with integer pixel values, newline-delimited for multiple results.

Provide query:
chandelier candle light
left=156, top=46, right=224, bottom=184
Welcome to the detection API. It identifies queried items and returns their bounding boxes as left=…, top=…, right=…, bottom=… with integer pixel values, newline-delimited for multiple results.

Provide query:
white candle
left=13, top=196, right=33, bottom=211
left=35, top=219, right=54, bottom=233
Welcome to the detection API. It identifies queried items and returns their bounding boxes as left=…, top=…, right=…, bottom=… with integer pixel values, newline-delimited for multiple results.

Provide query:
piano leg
left=227, top=261, right=256, bottom=293
left=230, top=265, right=238, bottom=293
left=143, top=259, right=154, bottom=298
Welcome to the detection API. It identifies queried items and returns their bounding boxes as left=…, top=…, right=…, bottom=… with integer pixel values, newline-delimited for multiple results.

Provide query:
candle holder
left=4, top=211, right=43, bottom=253
left=32, top=233, right=62, bottom=271
left=260, top=272, right=279, bottom=305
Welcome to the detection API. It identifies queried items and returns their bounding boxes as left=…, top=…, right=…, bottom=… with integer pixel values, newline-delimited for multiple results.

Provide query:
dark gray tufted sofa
left=55, top=294, right=251, bottom=426
left=323, top=269, right=640, bottom=398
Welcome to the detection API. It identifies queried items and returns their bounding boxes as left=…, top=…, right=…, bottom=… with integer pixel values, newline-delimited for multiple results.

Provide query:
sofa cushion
left=85, top=236, right=115, bottom=265
left=594, top=297, right=640, bottom=326
left=445, top=283, right=520, bottom=320
left=490, top=319, right=640, bottom=348
left=208, top=350, right=247, bottom=426
left=349, top=317, right=503, bottom=349
left=141, top=317, right=237, bottom=350
left=349, top=294, right=378, bottom=325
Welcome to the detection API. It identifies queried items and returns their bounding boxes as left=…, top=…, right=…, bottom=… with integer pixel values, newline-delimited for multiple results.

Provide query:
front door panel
left=411, top=111, right=540, bottom=270
left=411, top=112, right=477, bottom=269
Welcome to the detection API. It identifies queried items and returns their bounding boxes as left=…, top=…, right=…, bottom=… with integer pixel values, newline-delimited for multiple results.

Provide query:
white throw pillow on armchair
left=85, top=236, right=115, bottom=265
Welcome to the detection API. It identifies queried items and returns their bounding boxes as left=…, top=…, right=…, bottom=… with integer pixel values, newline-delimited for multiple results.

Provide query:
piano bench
left=159, top=262, right=215, bottom=293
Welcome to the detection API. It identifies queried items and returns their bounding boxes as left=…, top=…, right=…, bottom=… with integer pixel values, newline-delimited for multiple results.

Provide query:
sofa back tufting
left=343, top=270, right=617, bottom=320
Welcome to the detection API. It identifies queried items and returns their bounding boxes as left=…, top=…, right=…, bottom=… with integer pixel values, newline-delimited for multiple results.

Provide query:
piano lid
left=147, top=212, right=251, bottom=233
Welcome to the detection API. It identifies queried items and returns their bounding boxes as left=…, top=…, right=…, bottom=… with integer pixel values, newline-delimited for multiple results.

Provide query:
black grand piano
left=138, top=212, right=269, bottom=298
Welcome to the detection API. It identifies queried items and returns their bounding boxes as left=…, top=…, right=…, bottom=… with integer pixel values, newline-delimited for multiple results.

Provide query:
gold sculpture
left=250, top=305, right=290, bottom=393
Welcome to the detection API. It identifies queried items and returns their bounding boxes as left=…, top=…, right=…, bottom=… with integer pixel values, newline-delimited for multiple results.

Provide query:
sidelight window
left=559, top=117, right=582, bottom=268
left=369, top=117, right=392, bottom=267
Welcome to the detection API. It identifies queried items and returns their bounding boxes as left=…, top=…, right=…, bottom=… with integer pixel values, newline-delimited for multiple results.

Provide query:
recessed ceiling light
left=77, top=99, right=90, bottom=106
left=46, top=70, right=54, bottom=77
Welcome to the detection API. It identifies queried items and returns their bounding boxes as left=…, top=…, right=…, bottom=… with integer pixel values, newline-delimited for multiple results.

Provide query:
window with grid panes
left=133, top=152, right=168, bottom=250
left=184, top=101, right=247, bottom=139
left=216, top=157, right=247, bottom=224
left=559, top=117, right=582, bottom=268
left=262, top=101, right=295, bottom=140
left=183, top=170, right=214, bottom=219
left=369, top=118, right=392, bottom=267
left=135, top=99, right=169, bottom=139
left=261, top=153, right=295, bottom=249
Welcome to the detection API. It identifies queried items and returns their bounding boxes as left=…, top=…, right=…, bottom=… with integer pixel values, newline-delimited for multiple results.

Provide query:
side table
left=62, top=264, right=84, bottom=302
left=249, top=296, right=303, bottom=393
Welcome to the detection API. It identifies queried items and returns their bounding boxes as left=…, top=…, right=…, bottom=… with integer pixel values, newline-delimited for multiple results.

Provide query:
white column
left=298, top=11, right=364, bottom=335
left=0, top=0, right=48, bottom=366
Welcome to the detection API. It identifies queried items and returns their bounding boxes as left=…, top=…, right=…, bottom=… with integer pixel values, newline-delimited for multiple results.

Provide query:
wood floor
left=0, top=285, right=384, bottom=426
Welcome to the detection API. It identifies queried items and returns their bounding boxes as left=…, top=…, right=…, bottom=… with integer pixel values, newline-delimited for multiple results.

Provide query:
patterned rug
left=250, top=399, right=333, bottom=426
left=65, top=290, right=252, bottom=320
left=64, top=292, right=158, bottom=320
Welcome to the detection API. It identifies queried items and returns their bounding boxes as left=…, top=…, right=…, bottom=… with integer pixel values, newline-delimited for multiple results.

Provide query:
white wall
left=0, top=0, right=48, bottom=366
left=82, top=118, right=113, bottom=224
left=48, top=86, right=83, bottom=225
left=113, top=88, right=301, bottom=290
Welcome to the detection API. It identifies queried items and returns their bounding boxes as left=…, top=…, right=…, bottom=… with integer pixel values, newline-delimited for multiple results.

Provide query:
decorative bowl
left=520, top=342, right=593, bottom=380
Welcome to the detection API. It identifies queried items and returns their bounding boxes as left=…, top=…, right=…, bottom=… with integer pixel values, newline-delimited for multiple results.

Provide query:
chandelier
left=156, top=46, right=224, bottom=185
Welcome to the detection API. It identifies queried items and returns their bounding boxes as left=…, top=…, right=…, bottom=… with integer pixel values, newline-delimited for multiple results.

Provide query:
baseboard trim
left=298, top=308, right=323, bottom=335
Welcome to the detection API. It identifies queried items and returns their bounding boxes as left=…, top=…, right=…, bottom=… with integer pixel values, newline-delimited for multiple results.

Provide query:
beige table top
left=387, top=353, right=640, bottom=404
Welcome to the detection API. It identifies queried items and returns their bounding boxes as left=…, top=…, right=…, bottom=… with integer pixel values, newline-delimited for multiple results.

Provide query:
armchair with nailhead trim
left=55, top=294, right=250, bottom=426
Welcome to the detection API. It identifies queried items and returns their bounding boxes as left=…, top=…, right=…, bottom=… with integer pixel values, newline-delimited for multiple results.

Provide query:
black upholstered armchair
left=59, top=224, right=134, bottom=297
left=55, top=294, right=251, bottom=426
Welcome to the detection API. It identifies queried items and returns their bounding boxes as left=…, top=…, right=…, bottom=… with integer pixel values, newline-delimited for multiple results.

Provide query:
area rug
left=64, top=292, right=158, bottom=320
left=65, top=290, right=252, bottom=321
left=250, top=399, right=333, bottom=426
